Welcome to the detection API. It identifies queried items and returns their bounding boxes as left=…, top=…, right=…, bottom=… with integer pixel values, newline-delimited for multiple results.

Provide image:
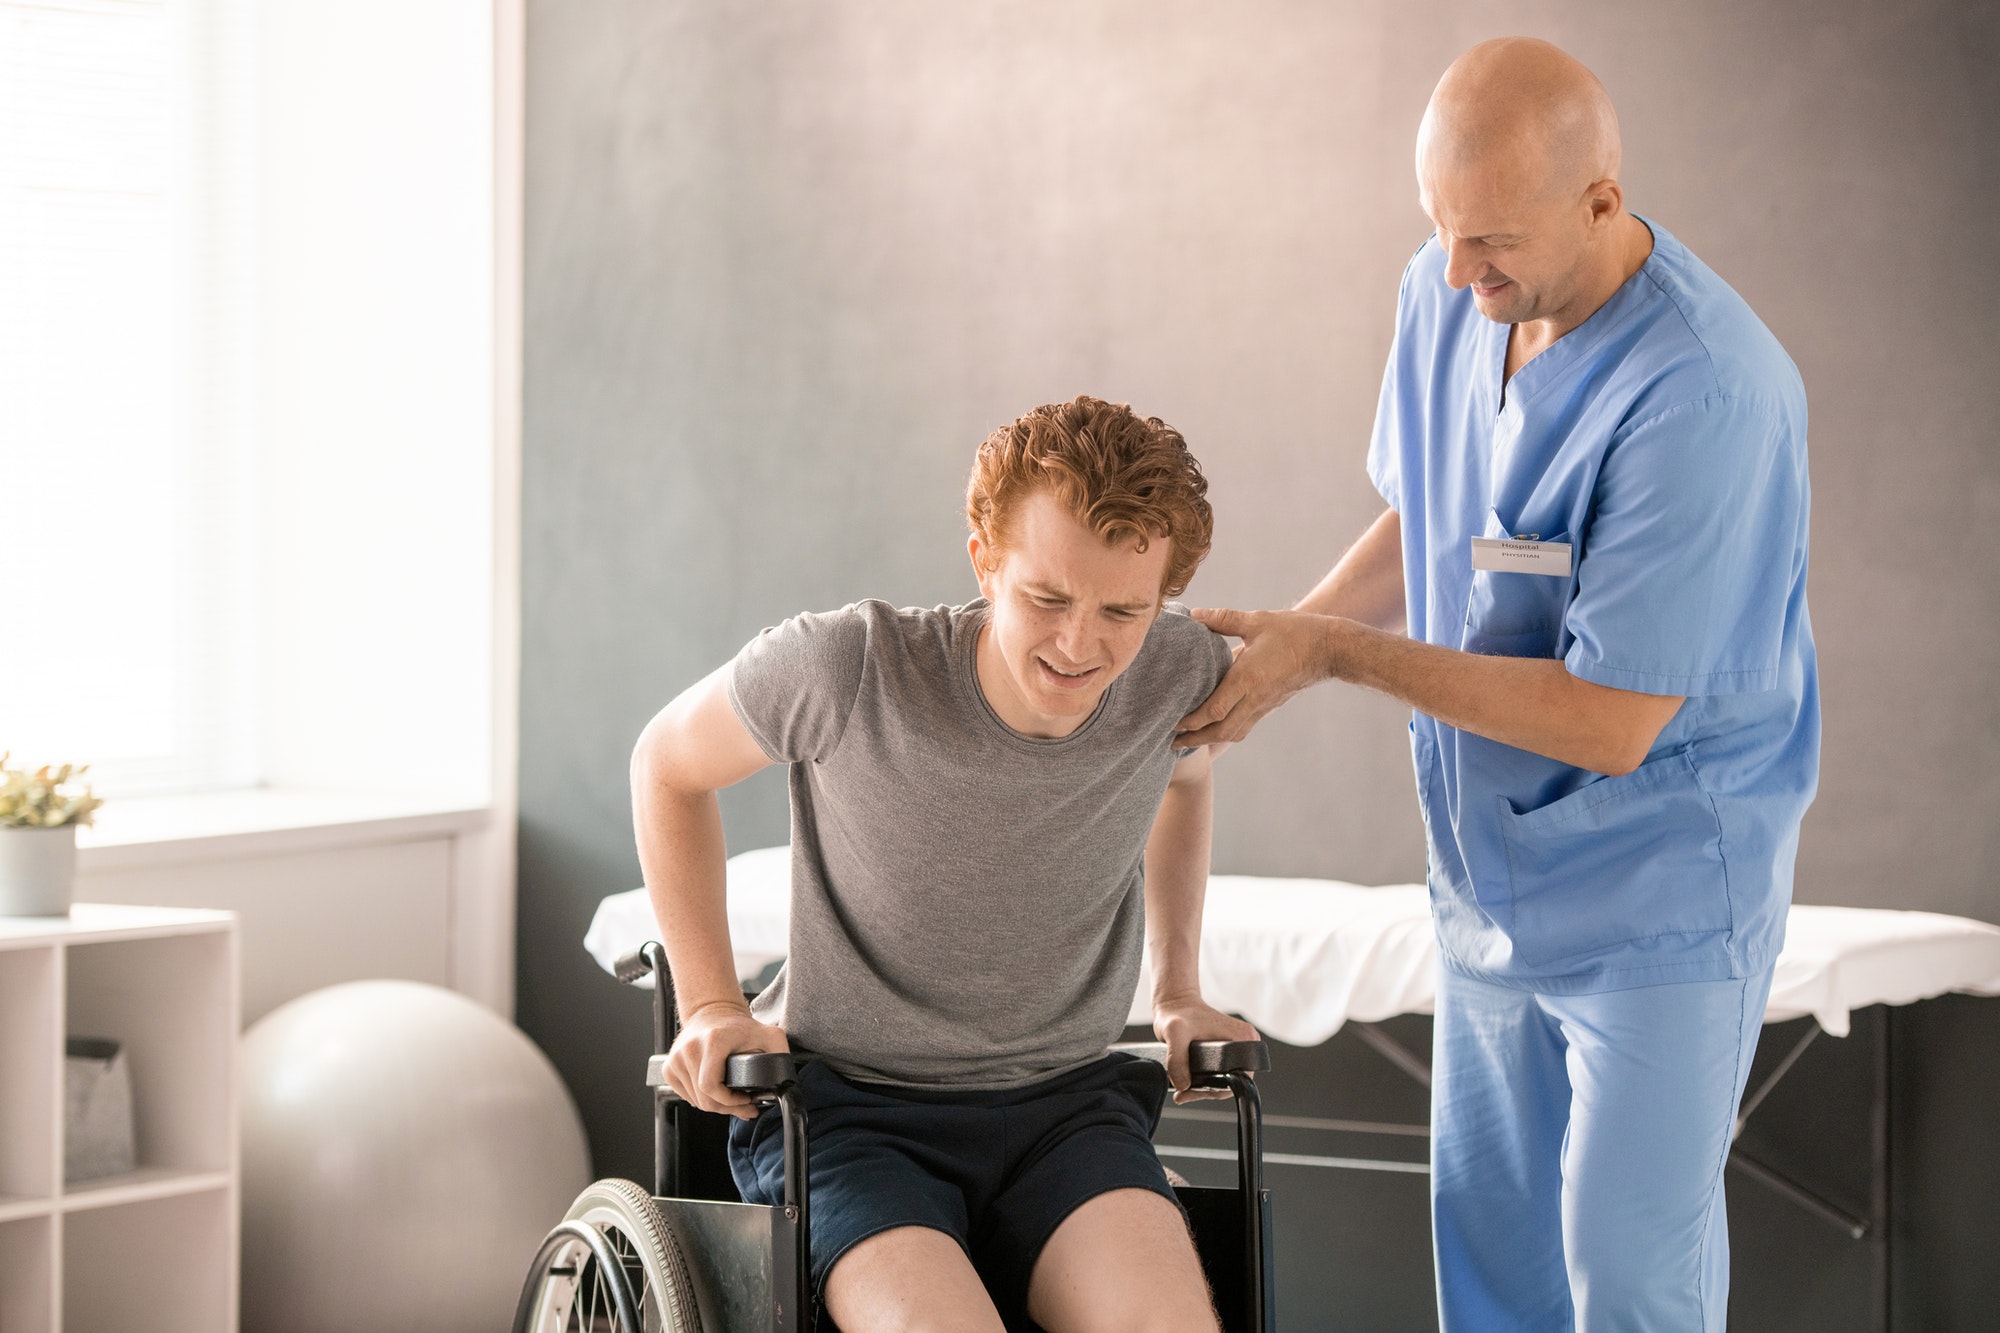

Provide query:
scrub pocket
left=1464, top=508, right=1572, bottom=659
left=1497, top=750, right=1731, bottom=967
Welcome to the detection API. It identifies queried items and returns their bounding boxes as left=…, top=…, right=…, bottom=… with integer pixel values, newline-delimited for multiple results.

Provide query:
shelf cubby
left=63, top=1186, right=233, bottom=1333
left=0, top=906, right=237, bottom=1332
left=67, top=931, right=234, bottom=1179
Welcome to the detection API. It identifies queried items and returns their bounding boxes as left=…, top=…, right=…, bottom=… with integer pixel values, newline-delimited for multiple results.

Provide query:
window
left=1, top=0, right=497, bottom=808
left=0, top=0, right=258, bottom=796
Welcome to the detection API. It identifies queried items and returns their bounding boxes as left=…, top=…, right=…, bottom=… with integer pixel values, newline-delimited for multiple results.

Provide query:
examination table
left=586, top=846, right=2000, bottom=1330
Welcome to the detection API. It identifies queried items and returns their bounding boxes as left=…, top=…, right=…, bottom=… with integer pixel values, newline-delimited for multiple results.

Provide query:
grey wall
left=520, top=0, right=1999, bottom=1322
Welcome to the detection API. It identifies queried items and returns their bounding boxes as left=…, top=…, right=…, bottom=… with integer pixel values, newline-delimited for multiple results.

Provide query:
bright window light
left=1, top=0, right=494, bottom=809
left=0, top=0, right=257, bottom=796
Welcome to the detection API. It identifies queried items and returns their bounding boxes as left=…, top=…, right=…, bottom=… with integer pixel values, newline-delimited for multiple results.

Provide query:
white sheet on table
left=1763, top=905, right=2000, bottom=1035
left=583, top=846, right=2000, bottom=1042
left=1139, top=876, right=1437, bottom=1045
left=582, top=846, right=791, bottom=988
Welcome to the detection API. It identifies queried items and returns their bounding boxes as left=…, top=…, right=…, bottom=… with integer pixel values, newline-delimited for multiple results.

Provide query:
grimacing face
left=968, top=488, right=1171, bottom=738
left=1418, top=158, right=1604, bottom=327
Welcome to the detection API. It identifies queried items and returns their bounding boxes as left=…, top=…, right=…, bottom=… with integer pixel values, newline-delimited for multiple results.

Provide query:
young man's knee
left=823, top=1226, right=1004, bottom=1333
left=1028, top=1190, right=1220, bottom=1333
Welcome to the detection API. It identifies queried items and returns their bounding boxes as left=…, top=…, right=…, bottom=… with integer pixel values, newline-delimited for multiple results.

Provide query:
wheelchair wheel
left=516, top=1177, right=702, bottom=1332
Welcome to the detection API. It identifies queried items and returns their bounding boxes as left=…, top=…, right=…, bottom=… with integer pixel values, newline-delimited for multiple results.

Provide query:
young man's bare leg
left=823, top=1226, right=1006, bottom=1333
left=1027, top=1188, right=1221, bottom=1333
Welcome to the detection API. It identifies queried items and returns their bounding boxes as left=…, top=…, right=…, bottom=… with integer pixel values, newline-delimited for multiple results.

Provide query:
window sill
left=76, top=787, right=493, bottom=872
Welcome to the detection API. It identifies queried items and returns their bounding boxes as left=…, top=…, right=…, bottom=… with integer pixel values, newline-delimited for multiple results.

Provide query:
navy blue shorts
left=727, top=1052, right=1178, bottom=1328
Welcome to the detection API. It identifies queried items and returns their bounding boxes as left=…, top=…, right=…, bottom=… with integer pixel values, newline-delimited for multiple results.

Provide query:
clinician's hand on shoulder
left=664, top=1000, right=791, bottom=1121
left=1175, top=608, right=1333, bottom=748
left=1152, top=992, right=1262, bottom=1104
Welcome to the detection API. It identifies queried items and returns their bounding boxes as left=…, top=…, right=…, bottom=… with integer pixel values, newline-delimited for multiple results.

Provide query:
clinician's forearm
left=1293, top=508, right=1407, bottom=632
left=1316, top=619, right=1680, bottom=776
left=630, top=764, right=749, bottom=1017
left=1142, top=771, right=1214, bottom=1001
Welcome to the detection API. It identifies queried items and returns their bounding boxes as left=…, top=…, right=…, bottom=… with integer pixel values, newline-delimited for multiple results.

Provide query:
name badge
left=1470, top=536, right=1572, bottom=577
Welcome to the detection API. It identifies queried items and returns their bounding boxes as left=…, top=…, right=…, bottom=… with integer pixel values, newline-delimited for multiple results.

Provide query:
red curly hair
left=966, top=396, right=1215, bottom=598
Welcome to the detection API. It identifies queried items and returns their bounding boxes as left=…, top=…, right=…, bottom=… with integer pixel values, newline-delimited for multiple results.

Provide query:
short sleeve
left=1365, top=247, right=1428, bottom=512
left=1162, top=605, right=1236, bottom=758
left=727, top=606, right=869, bottom=763
left=1184, top=620, right=1234, bottom=714
left=1564, top=396, right=1805, bottom=696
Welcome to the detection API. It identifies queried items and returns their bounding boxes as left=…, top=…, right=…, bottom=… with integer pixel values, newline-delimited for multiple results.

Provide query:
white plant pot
left=0, top=824, right=78, bottom=917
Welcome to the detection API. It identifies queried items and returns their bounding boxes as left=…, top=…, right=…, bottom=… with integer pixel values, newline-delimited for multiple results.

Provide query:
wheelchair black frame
left=620, top=940, right=1274, bottom=1333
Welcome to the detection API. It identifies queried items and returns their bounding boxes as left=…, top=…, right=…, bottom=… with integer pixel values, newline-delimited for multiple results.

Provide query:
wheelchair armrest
left=647, top=1050, right=801, bottom=1100
left=724, top=1051, right=799, bottom=1093
left=1108, top=1039, right=1269, bottom=1079
left=1189, top=1039, right=1271, bottom=1078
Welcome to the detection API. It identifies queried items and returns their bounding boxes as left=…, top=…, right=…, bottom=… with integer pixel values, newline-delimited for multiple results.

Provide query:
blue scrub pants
left=1430, top=964, right=1775, bottom=1332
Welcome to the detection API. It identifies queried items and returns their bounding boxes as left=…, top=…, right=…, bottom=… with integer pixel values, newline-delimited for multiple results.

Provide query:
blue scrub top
left=1367, top=219, right=1819, bottom=992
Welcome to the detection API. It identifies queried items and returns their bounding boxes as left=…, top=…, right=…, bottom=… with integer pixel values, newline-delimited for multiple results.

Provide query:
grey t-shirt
left=727, top=597, right=1231, bottom=1088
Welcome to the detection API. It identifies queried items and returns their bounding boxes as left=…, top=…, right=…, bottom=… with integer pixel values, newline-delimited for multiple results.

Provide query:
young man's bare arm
left=631, top=662, right=787, bottom=1119
left=1142, top=744, right=1259, bottom=1103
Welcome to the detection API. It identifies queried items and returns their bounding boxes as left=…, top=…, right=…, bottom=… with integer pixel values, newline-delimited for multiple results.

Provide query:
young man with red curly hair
left=632, top=396, right=1254, bottom=1332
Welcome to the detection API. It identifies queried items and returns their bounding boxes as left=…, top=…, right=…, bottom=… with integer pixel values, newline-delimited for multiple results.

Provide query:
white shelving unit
left=0, top=905, right=239, bottom=1332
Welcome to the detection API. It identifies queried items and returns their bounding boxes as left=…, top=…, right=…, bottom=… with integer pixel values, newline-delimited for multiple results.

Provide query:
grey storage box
left=65, top=1036, right=136, bottom=1183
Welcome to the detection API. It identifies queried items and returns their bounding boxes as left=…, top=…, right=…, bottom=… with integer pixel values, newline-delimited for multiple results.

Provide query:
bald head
left=1418, top=38, right=1621, bottom=203
left=1413, top=39, right=1648, bottom=334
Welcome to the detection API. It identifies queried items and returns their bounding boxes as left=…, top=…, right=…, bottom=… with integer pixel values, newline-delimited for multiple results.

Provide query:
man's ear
left=1585, top=177, right=1623, bottom=229
left=967, top=531, right=997, bottom=601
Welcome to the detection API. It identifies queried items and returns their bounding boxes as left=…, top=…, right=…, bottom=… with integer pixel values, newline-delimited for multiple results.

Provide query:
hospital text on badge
left=1469, top=536, right=1573, bottom=577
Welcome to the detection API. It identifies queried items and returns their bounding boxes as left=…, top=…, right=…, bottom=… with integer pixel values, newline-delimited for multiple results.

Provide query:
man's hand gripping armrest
left=631, top=662, right=790, bottom=1121
left=1145, top=744, right=1261, bottom=1104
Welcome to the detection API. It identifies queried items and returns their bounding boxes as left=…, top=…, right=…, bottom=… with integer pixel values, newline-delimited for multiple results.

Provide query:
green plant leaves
left=0, top=753, right=103, bottom=828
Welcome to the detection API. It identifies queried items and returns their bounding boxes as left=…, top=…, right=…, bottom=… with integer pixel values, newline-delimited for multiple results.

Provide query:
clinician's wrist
left=1303, top=613, right=1353, bottom=683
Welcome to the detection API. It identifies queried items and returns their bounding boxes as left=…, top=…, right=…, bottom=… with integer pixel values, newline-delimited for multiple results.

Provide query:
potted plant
left=0, top=755, right=103, bottom=917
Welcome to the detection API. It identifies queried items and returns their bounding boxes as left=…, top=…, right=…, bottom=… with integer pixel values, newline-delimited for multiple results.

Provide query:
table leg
left=1872, top=1003, right=1893, bottom=1333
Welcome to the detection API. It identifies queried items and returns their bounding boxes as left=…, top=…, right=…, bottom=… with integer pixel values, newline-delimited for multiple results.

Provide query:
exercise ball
left=240, top=980, right=592, bottom=1333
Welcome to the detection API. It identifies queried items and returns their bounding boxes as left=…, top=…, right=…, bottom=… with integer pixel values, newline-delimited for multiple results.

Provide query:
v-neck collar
left=1492, top=216, right=1664, bottom=416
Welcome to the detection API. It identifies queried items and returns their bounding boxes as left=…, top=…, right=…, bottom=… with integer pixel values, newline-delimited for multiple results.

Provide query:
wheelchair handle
left=614, top=944, right=662, bottom=987
left=1188, top=1039, right=1271, bottom=1079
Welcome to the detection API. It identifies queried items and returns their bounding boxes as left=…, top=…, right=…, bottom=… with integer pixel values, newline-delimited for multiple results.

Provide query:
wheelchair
left=515, top=940, right=1276, bottom=1332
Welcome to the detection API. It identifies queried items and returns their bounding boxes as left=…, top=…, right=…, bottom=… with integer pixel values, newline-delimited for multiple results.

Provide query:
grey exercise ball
left=240, top=980, right=592, bottom=1333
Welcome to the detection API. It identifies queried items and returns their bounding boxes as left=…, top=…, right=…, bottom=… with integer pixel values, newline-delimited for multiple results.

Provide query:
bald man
left=1179, top=38, right=1818, bottom=1331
